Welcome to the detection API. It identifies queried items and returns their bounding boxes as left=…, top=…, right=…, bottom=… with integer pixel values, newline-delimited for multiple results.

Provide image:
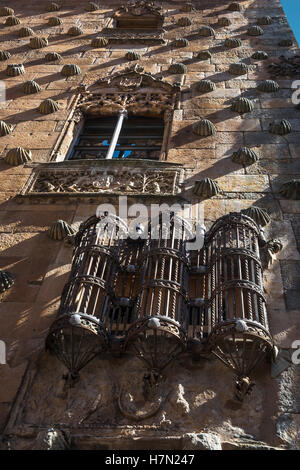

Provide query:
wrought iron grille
left=68, top=117, right=164, bottom=161
left=46, top=211, right=275, bottom=398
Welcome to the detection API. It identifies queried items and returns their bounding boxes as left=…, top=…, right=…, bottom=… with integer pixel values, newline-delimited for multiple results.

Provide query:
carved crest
left=116, top=0, right=164, bottom=25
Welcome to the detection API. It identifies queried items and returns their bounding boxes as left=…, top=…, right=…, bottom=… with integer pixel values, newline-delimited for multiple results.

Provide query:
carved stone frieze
left=20, top=162, right=184, bottom=197
left=101, top=28, right=166, bottom=45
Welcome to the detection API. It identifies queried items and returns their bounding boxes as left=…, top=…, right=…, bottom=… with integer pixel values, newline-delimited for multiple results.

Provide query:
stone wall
left=0, top=0, right=299, bottom=450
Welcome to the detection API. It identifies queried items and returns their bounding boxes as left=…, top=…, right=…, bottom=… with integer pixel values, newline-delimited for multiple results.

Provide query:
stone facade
left=0, top=0, right=300, bottom=450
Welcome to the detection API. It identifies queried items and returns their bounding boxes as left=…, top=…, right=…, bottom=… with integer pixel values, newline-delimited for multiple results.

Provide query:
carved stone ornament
left=199, top=26, right=215, bottom=37
left=61, top=64, right=81, bottom=77
left=5, top=147, right=32, bottom=166
left=252, top=50, right=268, bottom=60
left=0, top=270, right=14, bottom=294
left=232, top=147, right=259, bottom=165
left=77, top=69, right=179, bottom=119
left=218, top=17, right=231, bottom=27
left=197, top=50, right=211, bottom=60
left=21, top=163, right=183, bottom=197
left=278, top=39, right=293, bottom=47
left=248, top=25, right=264, bottom=36
left=228, top=2, right=242, bottom=11
left=193, top=178, right=221, bottom=198
left=257, top=16, right=272, bottom=25
left=258, top=80, right=279, bottom=93
left=115, top=0, right=164, bottom=29
left=0, top=50, right=11, bottom=61
left=0, top=120, right=13, bottom=137
left=91, top=37, right=108, bottom=47
left=5, top=16, right=21, bottom=26
left=0, top=7, right=14, bottom=16
left=100, top=27, right=166, bottom=45
left=231, top=97, right=254, bottom=114
left=193, top=119, right=216, bottom=137
left=48, top=220, right=76, bottom=241
left=39, top=99, right=60, bottom=115
left=196, top=80, right=216, bottom=93
left=85, top=2, right=99, bottom=11
left=23, top=80, right=42, bottom=94
left=169, top=63, right=187, bottom=74
left=241, top=207, right=270, bottom=226
left=6, top=63, right=25, bottom=76
left=48, top=17, right=62, bottom=26
left=269, top=119, right=292, bottom=135
left=279, top=180, right=300, bottom=199
left=29, top=37, right=49, bottom=49
left=47, top=2, right=60, bottom=11
left=225, top=37, right=242, bottom=48
left=18, top=27, right=34, bottom=37
left=174, top=38, right=189, bottom=48
left=45, top=52, right=62, bottom=62
left=125, top=51, right=141, bottom=61
left=67, top=26, right=83, bottom=36
left=229, top=62, right=249, bottom=75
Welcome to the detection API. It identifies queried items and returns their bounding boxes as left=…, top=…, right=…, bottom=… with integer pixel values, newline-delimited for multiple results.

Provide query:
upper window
left=114, top=0, right=164, bottom=30
left=68, top=116, right=164, bottom=161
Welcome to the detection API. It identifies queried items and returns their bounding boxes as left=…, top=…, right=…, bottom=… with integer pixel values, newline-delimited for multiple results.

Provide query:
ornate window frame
left=19, top=68, right=184, bottom=200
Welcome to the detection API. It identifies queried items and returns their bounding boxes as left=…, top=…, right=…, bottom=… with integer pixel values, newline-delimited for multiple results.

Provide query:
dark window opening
left=69, top=116, right=164, bottom=161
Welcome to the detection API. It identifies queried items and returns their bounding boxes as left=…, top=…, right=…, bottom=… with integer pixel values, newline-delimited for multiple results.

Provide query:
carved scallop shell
left=178, top=17, right=192, bottom=27
left=174, top=38, right=189, bottom=47
left=193, top=178, right=221, bottom=198
left=197, top=50, right=212, bottom=60
left=228, top=2, right=242, bottom=11
left=48, top=220, right=76, bottom=241
left=181, top=3, right=194, bottom=12
left=257, top=16, right=272, bottom=25
left=48, top=17, right=62, bottom=26
left=199, top=26, right=215, bottom=37
left=0, top=50, right=11, bottom=61
left=229, top=62, right=249, bottom=75
left=231, top=97, right=254, bottom=114
left=193, top=119, right=216, bottom=137
left=29, top=37, right=48, bottom=49
left=39, top=98, right=60, bottom=114
left=241, top=207, right=270, bottom=226
left=5, top=16, right=20, bottom=26
left=196, top=79, right=216, bottom=93
left=225, top=37, right=242, bottom=49
left=0, top=270, right=14, bottom=293
left=252, top=50, right=268, bottom=60
left=248, top=25, right=264, bottom=36
left=0, top=7, right=14, bottom=16
left=258, top=80, right=279, bottom=93
left=269, top=119, right=292, bottom=135
left=45, top=52, right=62, bottom=61
left=47, top=2, right=60, bottom=12
left=18, top=27, right=34, bottom=38
left=278, top=39, right=293, bottom=47
left=91, top=37, right=108, bottom=47
left=61, top=64, right=81, bottom=77
left=232, top=147, right=259, bottom=165
left=5, top=147, right=32, bottom=166
left=6, top=63, right=25, bottom=76
left=0, top=120, right=13, bottom=137
left=67, top=26, right=83, bottom=36
left=23, top=80, right=41, bottom=94
left=169, top=63, right=187, bottom=74
left=279, top=180, right=300, bottom=200
left=85, top=2, right=100, bottom=11
left=125, top=51, right=141, bottom=61
left=218, top=17, right=231, bottom=26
